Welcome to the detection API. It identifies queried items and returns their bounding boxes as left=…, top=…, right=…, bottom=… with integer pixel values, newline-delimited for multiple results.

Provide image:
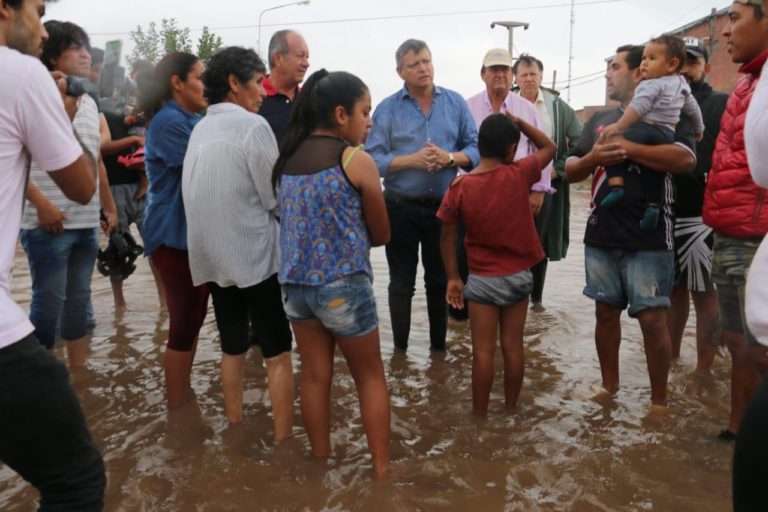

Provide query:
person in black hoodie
left=666, top=37, right=729, bottom=378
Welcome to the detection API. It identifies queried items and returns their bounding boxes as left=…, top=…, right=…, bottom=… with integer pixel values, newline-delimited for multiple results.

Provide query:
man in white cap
left=458, top=48, right=554, bottom=320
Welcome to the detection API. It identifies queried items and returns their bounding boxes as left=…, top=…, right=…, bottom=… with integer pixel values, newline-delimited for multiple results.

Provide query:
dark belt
left=385, top=193, right=442, bottom=208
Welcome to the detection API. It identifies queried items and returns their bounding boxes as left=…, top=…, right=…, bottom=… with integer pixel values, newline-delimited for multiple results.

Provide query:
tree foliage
left=128, top=19, right=223, bottom=65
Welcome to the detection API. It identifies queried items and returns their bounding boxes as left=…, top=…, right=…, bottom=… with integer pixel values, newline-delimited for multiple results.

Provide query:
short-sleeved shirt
left=0, top=48, right=82, bottom=349
left=437, top=155, right=544, bottom=276
left=143, top=100, right=201, bottom=255
left=183, top=103, right=280, bottom=288
left=259, top=76, right=298, bottom=142
left=21, top=93, right=101, bottom=230
left=569, top=107, right=696, bottom=251
left=103, top=111, right=140, bottom=186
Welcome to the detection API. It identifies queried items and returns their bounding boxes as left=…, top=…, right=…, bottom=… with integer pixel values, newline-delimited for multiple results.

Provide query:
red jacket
left=703, top=50, right=768, bottom=239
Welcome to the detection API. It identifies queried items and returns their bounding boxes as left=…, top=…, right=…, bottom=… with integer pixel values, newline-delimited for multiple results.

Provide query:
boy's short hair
left=478, top=113, right=521, bottom=160
left=648, top=34, right=686, bottom=73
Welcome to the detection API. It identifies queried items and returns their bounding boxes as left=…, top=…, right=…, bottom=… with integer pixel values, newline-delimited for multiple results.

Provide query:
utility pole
left=567, top=0, right=575, bottom=102
left=490, top=21, right=530, bottom=59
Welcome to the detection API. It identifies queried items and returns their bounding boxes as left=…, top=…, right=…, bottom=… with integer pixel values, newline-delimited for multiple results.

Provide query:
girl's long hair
left=272, top=69, right=368, bottom=189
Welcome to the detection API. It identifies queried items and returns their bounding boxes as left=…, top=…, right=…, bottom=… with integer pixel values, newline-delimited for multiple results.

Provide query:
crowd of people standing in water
left=2, top=0, right=768, bottom=509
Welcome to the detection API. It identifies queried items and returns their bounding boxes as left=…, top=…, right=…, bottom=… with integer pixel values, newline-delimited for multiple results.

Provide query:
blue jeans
left=20, top=228, right=99, bottom=349
left=282, top=273, right=378, bottom=338
left=583, top=246, right=674, bottom=317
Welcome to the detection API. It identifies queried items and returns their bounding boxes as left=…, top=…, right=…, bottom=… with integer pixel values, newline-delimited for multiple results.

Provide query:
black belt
left=385, top=193, right=441, bottom=207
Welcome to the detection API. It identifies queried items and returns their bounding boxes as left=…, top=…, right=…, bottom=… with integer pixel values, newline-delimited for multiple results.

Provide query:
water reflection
left=2, top=189, right=732, bottom=510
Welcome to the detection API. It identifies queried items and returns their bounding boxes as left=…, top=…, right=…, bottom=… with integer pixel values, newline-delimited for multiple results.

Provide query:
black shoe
left=717, top=429, right=737, bottom=441
left=394, top=342, right=408, bottom=351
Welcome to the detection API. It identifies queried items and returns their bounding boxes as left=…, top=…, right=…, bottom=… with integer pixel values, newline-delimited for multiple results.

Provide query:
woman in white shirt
left=182, top=47, right=294, bottom=440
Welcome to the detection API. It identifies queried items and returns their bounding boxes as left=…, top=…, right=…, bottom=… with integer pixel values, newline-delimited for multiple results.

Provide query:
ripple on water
left=2, top=190, right=732, bottom=510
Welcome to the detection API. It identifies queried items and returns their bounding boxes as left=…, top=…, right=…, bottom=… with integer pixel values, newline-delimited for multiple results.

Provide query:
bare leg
left=292, top=320, right=335, bottom=458
left=667, top=284, right=689, bottom=360
left=165, top=344, right=196, bottom=409
left=110, top=279, right=127, bottom=313
left=595, top=303, right=622, bottom=393
left=467, top=301, right=500, bottom=415
left=637, top=308, right=672, bottom=406
left=691, top=290, right=720, bottom=374
left=337, top=328, right=391, bottom=479
left=264, top=351, right=295, bottom=442
left=725, top=331, right=761, bottom=434
left=65, top=337, right=88, bottom=369
left=499, top=298, right=529, bottom=411
left=221, top=352, right=246, bottom=424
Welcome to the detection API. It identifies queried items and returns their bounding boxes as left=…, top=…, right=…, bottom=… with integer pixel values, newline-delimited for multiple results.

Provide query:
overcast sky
left=47, top=0, right=732, bottom=110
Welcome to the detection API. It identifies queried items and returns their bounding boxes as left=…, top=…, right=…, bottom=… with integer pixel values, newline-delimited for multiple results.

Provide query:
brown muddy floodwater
left=1, top=189, right=733, bottom=511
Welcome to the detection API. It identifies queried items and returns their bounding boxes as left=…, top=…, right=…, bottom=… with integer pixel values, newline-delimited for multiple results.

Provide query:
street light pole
left=490, top=21, right=530, bottom=59
left=257, top=0, right=311, bottom=56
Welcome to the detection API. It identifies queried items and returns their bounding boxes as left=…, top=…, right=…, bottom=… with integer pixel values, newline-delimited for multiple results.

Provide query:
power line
left=88, top=0, right=627, bottom=37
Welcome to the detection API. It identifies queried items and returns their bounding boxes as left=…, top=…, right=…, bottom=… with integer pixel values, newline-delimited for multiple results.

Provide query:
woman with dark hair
left=142, top=52, right=209, bottom=409
left=20, top=20, right=117, bottom=367
left=273, top=69, right=391, bottom=478
left=182, top=47, right=294, bottom=439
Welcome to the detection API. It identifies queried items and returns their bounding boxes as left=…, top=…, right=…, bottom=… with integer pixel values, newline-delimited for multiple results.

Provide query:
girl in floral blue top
left=273, top=69, right=391, bottom=478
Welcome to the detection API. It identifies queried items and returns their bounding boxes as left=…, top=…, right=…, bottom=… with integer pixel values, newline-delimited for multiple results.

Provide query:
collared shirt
left=183, top=102, right=280, bottom=288
left=366, top=84, right=479, bottom=200
left=260, top=75, right=299, bottom=142
left=143, top=99, right=201, bottom=255
left=465, top=89, right=554, bottom=193
left=522, top=88, right=554, bottom=139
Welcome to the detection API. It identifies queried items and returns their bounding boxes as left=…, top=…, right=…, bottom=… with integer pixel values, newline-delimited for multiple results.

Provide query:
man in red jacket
left=702, top=0, right=768, bottom=441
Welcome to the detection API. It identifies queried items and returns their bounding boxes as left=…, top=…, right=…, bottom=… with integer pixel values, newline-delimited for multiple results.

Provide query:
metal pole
left=257, top=1, right=311, bottom=56
left=567, top=0, right=575, bottom=102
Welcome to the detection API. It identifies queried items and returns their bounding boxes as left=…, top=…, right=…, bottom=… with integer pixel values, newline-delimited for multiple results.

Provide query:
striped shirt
left=182, top=102, right=280, bottom=288
left=21, top=94, right=100, bottom=229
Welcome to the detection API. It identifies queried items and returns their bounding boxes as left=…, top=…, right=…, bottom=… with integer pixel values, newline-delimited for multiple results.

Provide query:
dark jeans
left=733, top=372, right=768, bottom=511
left=532, top=191, right=554, bottom=304
left=0, top=335, right=106, bottom=511
left=604, top=122, right=673, bottom=208
left=385, top=198, right=447, bottom=349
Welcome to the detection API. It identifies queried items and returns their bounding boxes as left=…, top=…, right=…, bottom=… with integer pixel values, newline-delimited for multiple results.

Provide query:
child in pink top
left=438, top=113, right=555, bottom=415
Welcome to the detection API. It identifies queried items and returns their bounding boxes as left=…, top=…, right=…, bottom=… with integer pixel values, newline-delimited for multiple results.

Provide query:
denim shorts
left=464, top=270, right=533, bottom=306
left=712, top=233, right=761, bottom=344
left=583, top=246, right=674, bottom=317
left=281, top=272, right=378, bottom=338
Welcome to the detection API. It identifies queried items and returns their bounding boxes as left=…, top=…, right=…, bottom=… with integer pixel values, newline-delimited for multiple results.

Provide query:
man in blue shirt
left=367, top=39, right=479, bottom=351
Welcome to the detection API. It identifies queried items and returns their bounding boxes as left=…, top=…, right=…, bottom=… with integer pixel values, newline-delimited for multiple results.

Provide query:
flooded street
left=1, top=188, right=733, bottom=511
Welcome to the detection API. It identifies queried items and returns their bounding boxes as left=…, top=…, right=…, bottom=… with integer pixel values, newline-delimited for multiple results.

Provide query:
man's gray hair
left=396, top=39, right=430, bottom=70
left=268, top=29, right=296, bottom=68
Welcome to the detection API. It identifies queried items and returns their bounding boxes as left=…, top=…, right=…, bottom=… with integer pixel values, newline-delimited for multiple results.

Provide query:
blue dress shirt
left=366, top=85, right=479, bottom=200
left=143, top=100, right=201, bottom=255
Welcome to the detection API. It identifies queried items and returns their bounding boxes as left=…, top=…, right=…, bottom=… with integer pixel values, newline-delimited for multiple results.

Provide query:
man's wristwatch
left=447, top=153, right=455, bottom=167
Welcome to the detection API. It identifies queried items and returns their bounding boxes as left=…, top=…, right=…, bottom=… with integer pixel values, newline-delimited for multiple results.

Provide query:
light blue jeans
left=20, top=227, right=99, bottom=349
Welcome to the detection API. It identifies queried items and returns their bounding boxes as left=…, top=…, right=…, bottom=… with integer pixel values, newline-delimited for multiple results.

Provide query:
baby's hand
left=601, top=123, right=621, bottom=139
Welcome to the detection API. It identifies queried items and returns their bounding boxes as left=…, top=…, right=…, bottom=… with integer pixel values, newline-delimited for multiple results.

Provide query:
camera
left=64, top=76, right=87, bottom=97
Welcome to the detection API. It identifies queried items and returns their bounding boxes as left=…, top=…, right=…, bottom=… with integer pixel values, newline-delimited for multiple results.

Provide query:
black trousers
left=385, top=199, right=447, bottom=349
left=733, top=372, right=768, bottom=511
left=0, top=335, right=106, bottom=511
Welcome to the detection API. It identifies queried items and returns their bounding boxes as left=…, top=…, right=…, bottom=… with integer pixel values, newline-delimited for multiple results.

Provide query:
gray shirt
left=182, top=103, right=280, bottom=288
left=629, top=75, right=704, bottom=134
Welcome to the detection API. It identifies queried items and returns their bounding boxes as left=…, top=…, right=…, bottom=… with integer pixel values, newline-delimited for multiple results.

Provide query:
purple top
left=465, top=90, right=555, bottom=193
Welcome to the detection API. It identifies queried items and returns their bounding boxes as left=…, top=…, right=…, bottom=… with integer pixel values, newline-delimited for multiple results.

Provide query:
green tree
left=197, top=26, right=223, bottom=61
left=129, top=18, right=221, bottom=65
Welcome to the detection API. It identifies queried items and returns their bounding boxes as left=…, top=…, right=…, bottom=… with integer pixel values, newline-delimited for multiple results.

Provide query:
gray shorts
left=111, top=183, right=145, bottom=239
left=464, top=270, right=533, bottom=306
